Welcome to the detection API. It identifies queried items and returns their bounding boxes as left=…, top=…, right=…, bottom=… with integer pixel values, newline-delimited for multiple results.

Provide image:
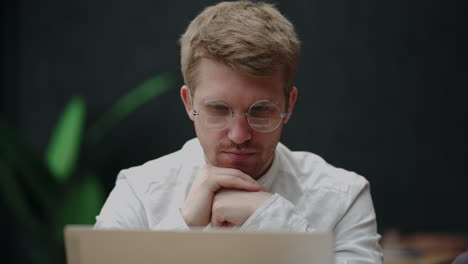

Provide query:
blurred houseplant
left=0, top=73, right=173, bottom=264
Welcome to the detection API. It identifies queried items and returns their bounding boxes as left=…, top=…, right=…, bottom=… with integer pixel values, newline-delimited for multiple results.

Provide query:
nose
left=227, top=113, right=252, bottom=144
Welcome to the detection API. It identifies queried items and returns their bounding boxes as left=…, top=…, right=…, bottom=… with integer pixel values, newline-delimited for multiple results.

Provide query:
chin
left=215, top=159, right=256, bottom=176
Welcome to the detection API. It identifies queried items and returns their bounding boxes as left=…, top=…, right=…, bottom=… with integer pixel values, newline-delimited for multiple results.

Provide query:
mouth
left=221, top=151, right=256, bottom=161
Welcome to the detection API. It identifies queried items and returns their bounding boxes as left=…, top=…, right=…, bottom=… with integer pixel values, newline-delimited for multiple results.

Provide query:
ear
left=284, top=86, right=298, bottom=124
left=180, top=85, right=194, bottom=121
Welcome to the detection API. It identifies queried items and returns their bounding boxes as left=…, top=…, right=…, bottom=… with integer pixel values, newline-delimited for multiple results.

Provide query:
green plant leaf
left=0, top=119, right=58, bottom=215
left=87, top=72, right=174, bottom=145
left=54, top=174, right=104, bottom=242
left=45, top=96, right=86, bottom=182
left=0, top=160, right=41, bottom=232
left=0, top=160, right=62, bottom=264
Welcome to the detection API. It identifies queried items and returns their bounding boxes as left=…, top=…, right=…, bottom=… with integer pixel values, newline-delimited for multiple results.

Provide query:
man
left=94, top=1, right=383, bottom=263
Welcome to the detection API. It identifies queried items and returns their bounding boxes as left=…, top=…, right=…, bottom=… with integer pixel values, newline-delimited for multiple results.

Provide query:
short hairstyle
left=180, top=1, right=300, bottom=100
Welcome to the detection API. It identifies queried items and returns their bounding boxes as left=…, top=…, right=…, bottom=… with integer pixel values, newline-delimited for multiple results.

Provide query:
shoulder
left=116, top=138, right=203, bottom=194
left=276, top=143, right=369, bottom=196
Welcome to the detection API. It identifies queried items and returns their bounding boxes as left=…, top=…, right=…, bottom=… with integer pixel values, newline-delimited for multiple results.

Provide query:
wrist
left=180, top=207, right=210, bottom=227
left=251, top=192, right=272, bottom=212
left=179, top=207, right=196, bottom=227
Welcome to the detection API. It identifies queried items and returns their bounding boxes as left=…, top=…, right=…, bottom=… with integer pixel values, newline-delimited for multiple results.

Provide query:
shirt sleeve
left=154, top=208, right=191, bottom=230
left=332, top=183, right=383, bottom=264
left=239, top=193, right=310, bottom=232
left=239, top=185, right=383, bottom=264
left=94, top=171, right=192, bottom=231
left=93, top=173, right=148, bottom=230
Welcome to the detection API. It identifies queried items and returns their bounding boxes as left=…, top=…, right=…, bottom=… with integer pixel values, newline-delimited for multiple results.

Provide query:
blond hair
left=180, top=1, right=300, bottom=100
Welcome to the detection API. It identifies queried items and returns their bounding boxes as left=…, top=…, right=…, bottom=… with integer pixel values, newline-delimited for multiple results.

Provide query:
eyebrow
left=199, top=97, right=282, bottom=105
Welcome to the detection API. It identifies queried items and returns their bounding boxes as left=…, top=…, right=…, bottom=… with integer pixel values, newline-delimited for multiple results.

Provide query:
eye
left=206, top=103, right=229, bottom=112
left=202, top=101, right=231, bottom=116
left=213, top=105, right=229, bottom=111
left=249, top=101, right=281, bottom=119
left=251, top=106, right=269, bottom=112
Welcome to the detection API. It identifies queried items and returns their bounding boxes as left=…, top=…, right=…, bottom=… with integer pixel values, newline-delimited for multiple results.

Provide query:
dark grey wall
left=2, top=0, right=467, bottom=240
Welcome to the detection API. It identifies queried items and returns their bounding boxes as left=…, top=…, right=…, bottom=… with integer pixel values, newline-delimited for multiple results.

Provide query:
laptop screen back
left=65, top=226, right=333, bottom=264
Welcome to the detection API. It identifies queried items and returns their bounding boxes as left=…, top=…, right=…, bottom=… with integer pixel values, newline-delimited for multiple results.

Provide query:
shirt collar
left=257, top=147, right=280, bottom=191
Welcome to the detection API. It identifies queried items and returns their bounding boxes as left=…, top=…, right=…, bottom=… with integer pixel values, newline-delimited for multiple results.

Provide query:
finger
left=214, top=221, right=235, bottom=228
left=222, top=222, right=236, bottom=227
left=211, top=212, right=230, bottom=228
left=214, top=175, right=263, bottom=191
left=211, top=217, right=222, bottom=227
left=211, top=213, right=222, bottom=227
left=210, top=167, right=258, bottom=184
left=216, top=169, right=266, bottom=191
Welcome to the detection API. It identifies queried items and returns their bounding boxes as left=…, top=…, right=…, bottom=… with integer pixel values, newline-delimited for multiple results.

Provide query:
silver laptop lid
left=65, top=226, right=333, bottom=264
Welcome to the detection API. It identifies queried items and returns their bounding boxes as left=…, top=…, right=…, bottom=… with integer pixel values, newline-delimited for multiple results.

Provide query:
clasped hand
left=180, top=165, right=272, bottom=228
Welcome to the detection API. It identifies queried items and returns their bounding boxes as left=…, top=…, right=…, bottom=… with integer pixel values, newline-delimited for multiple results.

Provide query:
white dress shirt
left=95, top=138, right=383, bottom=263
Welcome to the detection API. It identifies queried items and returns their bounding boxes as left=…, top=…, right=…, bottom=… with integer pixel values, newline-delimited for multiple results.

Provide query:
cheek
left=260, top=130, right=282, bottom=158
left=257, top=128, right=282, bottom=147
left=194, top=123, right=222, bottom=151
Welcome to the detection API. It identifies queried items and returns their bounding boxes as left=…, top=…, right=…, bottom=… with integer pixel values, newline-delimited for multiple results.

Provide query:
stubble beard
left=196, top=122, right=282, bottom=179
left=209, top=141, right=276, bottom=179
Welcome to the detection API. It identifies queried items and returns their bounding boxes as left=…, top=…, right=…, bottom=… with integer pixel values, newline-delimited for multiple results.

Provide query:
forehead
left=193, top=58, right=285, bottom=104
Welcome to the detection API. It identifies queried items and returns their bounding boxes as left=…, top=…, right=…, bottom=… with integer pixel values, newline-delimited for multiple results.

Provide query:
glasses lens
left=248, top=101, right=283, bottom=132
left=198, top=100, right=231, bottom=131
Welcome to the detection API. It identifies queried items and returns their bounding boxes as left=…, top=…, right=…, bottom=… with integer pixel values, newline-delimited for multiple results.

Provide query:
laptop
left=64, top=226, right=333, bottom=264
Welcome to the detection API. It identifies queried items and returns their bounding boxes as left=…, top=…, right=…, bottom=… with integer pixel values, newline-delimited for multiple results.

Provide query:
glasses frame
left=191, top=99, right=288, bottom=133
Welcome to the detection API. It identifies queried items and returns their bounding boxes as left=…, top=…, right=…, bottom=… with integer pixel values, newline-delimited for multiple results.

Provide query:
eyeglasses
left=192, top=99, right=287, bottom=132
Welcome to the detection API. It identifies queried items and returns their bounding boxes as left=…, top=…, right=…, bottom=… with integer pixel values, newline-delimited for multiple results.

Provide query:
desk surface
left=384, top=251, right=460, bottom=264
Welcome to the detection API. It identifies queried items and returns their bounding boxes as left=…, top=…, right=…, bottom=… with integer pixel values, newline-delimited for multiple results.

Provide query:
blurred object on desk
left=382, top=229, right=468, bottom=264
left=452, top=251, right=468, bottom=264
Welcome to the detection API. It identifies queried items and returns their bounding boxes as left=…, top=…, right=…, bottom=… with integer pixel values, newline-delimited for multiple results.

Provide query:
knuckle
left=199, top=168, right=214, bottom=182
left=204, top=172, right=217, bottom=184
left=212, top=202, right=224, bottom=215
left=212, top=195, right=224, bottom=211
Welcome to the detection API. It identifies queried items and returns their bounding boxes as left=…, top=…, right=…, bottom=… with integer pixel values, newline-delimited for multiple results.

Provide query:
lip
left=222, top=151, right=256, bottom=161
